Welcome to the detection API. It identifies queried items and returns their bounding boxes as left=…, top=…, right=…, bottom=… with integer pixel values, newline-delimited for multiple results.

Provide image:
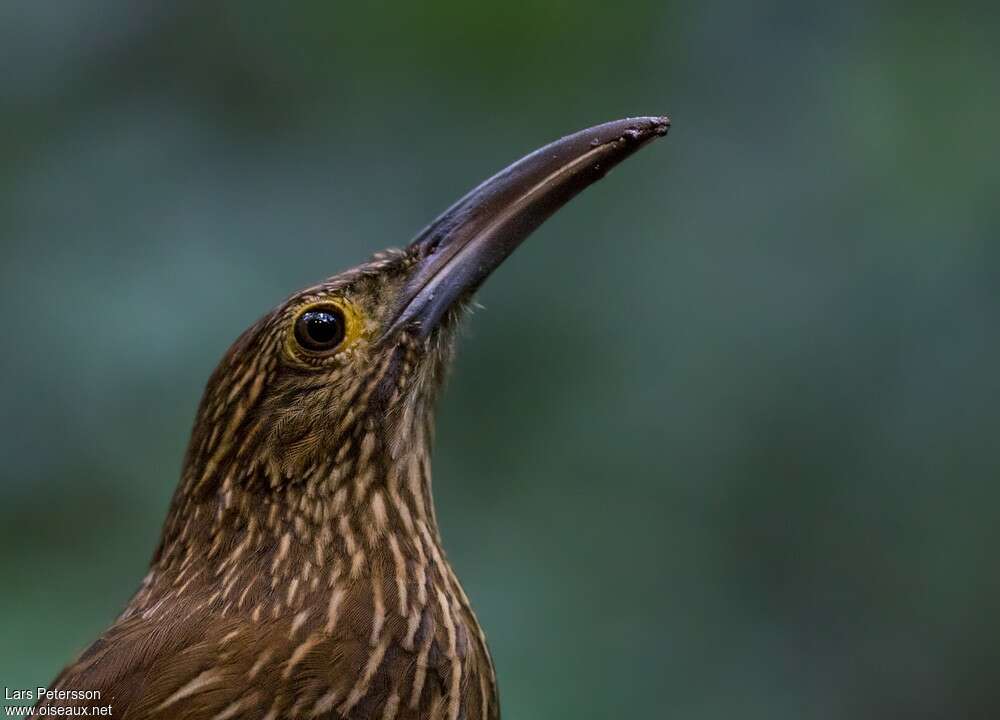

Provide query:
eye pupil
left=295, top=307, right=346, bottom=351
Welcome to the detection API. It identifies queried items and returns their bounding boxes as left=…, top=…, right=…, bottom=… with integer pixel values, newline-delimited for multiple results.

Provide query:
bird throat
left=130, top=402, right=446, bottom=616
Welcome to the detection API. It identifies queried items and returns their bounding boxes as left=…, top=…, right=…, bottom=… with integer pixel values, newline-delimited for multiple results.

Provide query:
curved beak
left=385, top=115, right=670, bottom=339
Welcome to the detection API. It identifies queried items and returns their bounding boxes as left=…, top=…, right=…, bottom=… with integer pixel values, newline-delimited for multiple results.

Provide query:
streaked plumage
left=40, top=116, right=669, bottom=719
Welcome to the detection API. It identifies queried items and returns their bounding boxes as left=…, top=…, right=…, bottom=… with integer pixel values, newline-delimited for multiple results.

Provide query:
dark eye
left=294, top=306, right=347, bottom=352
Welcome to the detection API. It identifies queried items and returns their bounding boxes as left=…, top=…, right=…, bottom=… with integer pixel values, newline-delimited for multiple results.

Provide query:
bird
left=38, top=116, right=670, bottom=720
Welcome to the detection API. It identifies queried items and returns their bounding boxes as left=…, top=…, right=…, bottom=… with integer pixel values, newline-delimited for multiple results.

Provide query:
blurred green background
left=2, top=1, right=998, bottom=718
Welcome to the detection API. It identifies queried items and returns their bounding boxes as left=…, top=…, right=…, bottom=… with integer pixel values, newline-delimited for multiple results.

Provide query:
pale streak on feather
left=410, top=620, right=434, bottom=709
left=359, top=431, right=377, bottom=466
left=283, top=634, right=323, bottom=679
left=420, top=520, right=458, bottom=598
left=350, top=550, right=366, bottom=579
left=340, top=632, right=392, bottom=715
left=437, top=588, right=462, bottom=720
left=371, top=489, right=388, bottom=533
left=271, top=531, right=291, bottom=573
left=210, top=692, right=259, bottom=720
left=154, top=669, right=223, bottom=711
left=290, top=609, right=310, bottom=638
left=353, top=466, right=375, bottom=504
left=174, top=571, right=200, bottom=597
left=413, top=532, right=429, bottom=607
left=339, top=515, right=358, bottom=556
left=339, top=515, right=366, bottom=578
left=247, top=648, right=274, bottom=680
left=332, top=485, right=349, bottom=514
left=310, top=689, right=339, bottom=718
left=370, top=573, right=386, bottom=647
left=388, top=464, right=416, bottom=535
left=325, top=587, right=346, bottom=634
left=406, top=453, right=430, bottom=524
left=403, top=607, right=422, bottom=651
left=388, top=534, right=409, bottom=615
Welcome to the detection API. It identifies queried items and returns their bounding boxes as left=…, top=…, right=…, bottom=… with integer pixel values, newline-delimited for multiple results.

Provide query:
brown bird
left=40, top=116, right=669, bottom=719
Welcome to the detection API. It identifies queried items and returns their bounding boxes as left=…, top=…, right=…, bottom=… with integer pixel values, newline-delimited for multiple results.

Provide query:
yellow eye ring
left=285, top=299, right=365, bottom=364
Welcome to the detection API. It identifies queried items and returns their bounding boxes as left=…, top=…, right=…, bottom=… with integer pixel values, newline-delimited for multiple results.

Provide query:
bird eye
left=294, top=305, right=347, bottom=352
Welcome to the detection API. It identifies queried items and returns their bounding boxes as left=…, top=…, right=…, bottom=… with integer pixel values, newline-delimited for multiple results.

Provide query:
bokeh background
left=2, top=2, right=999, bottom=718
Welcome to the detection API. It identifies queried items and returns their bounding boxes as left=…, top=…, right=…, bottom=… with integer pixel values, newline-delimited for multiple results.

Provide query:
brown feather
left=40, top=115, right=672, bottom=720
left=42, top=250, right=497, bottom=720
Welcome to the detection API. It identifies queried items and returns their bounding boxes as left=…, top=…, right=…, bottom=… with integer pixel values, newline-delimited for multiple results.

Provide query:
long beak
left=385, top=115, right=670, bottom=339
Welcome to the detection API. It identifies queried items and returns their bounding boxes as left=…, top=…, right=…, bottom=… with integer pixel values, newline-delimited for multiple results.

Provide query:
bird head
left=171, top=116, right=669, bottom=532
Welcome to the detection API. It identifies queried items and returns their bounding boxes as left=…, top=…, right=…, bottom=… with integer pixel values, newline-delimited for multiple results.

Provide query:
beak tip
left=589, top=116, right=670, bottom=153
left=628, top=115, right=671, bottom=140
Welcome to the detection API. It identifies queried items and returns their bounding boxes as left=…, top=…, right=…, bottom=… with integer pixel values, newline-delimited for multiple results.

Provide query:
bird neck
left=128, top=432, right=446, bottom=619
left=116, top=404, right=498, bottom=719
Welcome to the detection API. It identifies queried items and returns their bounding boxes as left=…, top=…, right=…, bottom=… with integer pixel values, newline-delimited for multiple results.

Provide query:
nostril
left=422, top=234, right=444, bottom=258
